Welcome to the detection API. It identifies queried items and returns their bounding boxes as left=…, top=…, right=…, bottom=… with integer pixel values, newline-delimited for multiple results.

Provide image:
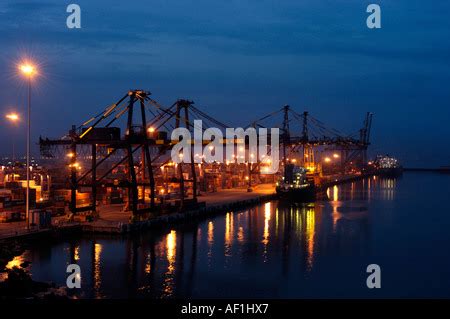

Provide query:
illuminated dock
left=1, top=89, right=375, bottom=239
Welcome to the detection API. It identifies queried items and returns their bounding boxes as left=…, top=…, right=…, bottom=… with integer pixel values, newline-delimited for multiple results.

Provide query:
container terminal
left=0, top=89, right=398, bottom=238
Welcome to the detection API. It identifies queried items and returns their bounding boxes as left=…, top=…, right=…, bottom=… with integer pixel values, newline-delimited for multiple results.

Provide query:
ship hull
left=276, top=185, right=316, bottom=202
left=377, top=166, right=403, bottom=177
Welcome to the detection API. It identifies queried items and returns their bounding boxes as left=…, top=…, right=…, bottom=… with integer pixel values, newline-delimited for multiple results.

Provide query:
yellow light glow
left=225, top=212, right=234, bottom=255
left=208, top=221, right=214, bottom=246
left=19, top=63, right=36, bottom=76
left=262, top=202, right=271, bottom=250
left=237, top=226, right=244, bottom=243
left=333, top=153, right=340, bottom=158
left=69, top=162, right=80, bottom=169
left=94, top=243, right=102, bottom=292
left=6, top=255, right=25, bottom=270
left=74, top=246, right=80, bottom=261
left=166, top=230, right=176, bottom=261
left=333, top=185, right=339, bottom=202
left=164, top=230, right=177, bottom=297
left=305, top=207, right=316, bottom=270
left=324, top=157, right=331, bottom=163
left=148, top=126, right=155, bottom=133
left=291, top=159, right=297, bottom=163
left=5, top=113, right=19, bottom=122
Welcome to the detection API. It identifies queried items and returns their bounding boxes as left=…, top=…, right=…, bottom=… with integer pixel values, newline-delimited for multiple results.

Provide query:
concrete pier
left=0, top=174, right=381, bottom=240
left=82, top=183, right=276, bottom=234
left=0, top=184, right=276, bottom=239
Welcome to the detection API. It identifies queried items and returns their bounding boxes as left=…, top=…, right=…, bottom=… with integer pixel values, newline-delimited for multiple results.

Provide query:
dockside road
left=0, top=184, right=276, bottom=239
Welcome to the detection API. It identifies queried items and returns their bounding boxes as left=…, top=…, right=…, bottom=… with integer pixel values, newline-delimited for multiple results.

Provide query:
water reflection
left=225, top=212, right=234, bottom=257
left=163, top=230, right=176, bottom=297
left=380, top=178, right=396, bottom=201
left=22, top=176, right=409, bottom=298
left=207, top=221, right=214, bottom=268
left=74, top=246, right=80, bottom=262
left=262, top=202, right=271, bottom=262
left=93, top=243, right=102, bottom=298
left=305, top=206, right=315, bottom=271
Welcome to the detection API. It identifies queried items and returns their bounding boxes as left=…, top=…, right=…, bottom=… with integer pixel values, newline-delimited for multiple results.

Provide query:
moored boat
left=276, top=164, right=316, bottom=202
left=372, top=155, right=403, bottom=177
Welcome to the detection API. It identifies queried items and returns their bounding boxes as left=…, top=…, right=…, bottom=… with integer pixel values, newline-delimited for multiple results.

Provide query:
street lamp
left=19, top=62, right=36, bottom=230
left=5, top=113, right=19, bottom=121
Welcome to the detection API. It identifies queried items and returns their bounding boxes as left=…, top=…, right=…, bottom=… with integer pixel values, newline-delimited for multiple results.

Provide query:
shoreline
left=2, top=170, right=443, bottom=242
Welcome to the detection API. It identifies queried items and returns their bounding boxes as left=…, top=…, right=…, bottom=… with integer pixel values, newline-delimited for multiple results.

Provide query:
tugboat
left=373, top=155, right=403, bottom=177
left=276, top=164, right=316, bottom=202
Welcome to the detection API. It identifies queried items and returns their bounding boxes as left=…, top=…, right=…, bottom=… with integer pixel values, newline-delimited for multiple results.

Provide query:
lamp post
left=19, top=62, right=36, bottom=230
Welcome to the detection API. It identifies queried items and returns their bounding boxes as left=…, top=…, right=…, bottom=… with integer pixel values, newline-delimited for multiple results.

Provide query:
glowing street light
left=6, top=113, right=19, bottom=122
left=19, top=61, right=37, bottom=230
left=324, top=157, right=331, bottom=163
left=19, top=64, right=35, bottom=76
left=333, top=153, right=340, bottom=159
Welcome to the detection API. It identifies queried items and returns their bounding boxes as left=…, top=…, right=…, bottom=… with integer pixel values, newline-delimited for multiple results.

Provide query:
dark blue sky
left=1, top=0, right=449, bottom=167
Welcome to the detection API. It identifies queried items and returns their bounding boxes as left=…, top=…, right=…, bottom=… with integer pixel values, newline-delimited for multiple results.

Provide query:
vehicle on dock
left=276, top=164, right=316, bottom=202
left=372, top=155, right=403, bottom=177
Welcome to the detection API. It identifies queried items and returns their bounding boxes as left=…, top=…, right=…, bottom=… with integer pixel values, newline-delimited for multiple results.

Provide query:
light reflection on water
left=17, top=174, right=450, bottom=298
left=93, top=243, right=102, bottom=298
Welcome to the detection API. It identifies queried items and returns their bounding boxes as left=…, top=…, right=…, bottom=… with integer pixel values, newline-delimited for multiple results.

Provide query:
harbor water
left=17, top=172, right=450, bottom=298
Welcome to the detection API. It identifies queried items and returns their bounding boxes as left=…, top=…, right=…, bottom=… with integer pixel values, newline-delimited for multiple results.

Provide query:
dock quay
left=81, top=184, right=276, bottom=234
left=0, top=172, right=389, bottom=241
left=0, top=96, right=380, bottom=242
left=1, top=184, right=276, bottom=240
left=317, top=172, right=373, bottom=190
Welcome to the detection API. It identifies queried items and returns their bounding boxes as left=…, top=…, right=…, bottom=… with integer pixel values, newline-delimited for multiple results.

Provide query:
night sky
left=0, top=0, right=449, bottom=167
